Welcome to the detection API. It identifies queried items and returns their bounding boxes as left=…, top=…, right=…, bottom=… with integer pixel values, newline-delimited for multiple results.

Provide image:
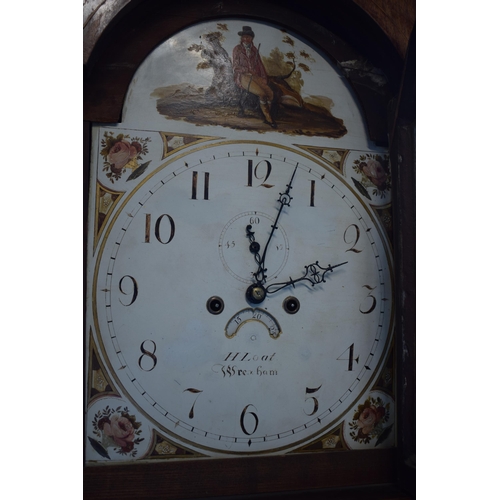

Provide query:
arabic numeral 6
left=240, top=404, right=259, bottom=435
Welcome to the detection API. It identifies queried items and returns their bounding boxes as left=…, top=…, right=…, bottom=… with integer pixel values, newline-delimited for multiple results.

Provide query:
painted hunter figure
left=232, top=26, right=277, bottom=128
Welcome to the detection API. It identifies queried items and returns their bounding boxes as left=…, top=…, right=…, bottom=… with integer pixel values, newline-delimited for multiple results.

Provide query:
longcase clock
left=84, top=2, right=415, bottom=498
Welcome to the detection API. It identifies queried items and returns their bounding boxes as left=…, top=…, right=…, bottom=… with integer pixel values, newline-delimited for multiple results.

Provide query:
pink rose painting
left=89, top=406, right=143, bottom=459
left=356, top=405, right=385, bottom=435
left=108, top=140, right=142, bottom=171
left=100, top=414, right=136, bottom=452
left=100, top=131, right=151, bottom=182
left=351, top=153, right=391, bottom=200
left=362, top=159, right=387, bottom=188
left=349, top=396, right=391, bottom=445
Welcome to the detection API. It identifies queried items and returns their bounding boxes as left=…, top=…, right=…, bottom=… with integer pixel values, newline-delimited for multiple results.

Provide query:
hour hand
left=266, top=261, right=348, bottom=295
left=246, top=224, right=266, bottom=283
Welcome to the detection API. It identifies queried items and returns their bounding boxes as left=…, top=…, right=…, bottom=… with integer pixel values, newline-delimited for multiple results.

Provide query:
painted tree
left=188, top=26, right=240, bottom=105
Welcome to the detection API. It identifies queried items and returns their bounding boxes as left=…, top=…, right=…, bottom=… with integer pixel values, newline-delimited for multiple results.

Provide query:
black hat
left=238, top=26, right=255, bottom=37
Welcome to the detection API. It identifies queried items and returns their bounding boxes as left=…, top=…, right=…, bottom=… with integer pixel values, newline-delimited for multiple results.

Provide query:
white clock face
left=93, top=141, right=393, bottom=456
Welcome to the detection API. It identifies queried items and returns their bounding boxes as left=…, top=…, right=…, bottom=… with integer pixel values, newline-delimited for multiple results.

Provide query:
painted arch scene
left=121, top=20, right=372, bottom=142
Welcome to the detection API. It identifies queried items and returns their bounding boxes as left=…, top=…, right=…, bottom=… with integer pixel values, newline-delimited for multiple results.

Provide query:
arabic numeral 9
left=118, top=275, right=138, bottom=306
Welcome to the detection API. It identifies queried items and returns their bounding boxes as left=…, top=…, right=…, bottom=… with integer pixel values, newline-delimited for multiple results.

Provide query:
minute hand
left=265, top=261, right=348, bottom=294
left=253, top=165, right=298, bottom=284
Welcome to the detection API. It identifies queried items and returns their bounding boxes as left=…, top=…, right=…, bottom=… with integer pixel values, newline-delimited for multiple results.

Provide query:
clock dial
left=92, top=140, right=393, bottom=456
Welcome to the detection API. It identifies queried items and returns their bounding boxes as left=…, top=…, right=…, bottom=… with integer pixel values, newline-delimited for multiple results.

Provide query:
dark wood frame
left=83, top=1, right=415, bottom=497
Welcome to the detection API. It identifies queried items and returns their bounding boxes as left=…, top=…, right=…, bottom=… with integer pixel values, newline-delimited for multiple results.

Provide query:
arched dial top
left=92, top=141, right=393, bottom=456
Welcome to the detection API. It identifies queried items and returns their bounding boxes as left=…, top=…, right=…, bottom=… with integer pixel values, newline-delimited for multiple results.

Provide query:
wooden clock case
left=83, top=1, right=415, bottom=498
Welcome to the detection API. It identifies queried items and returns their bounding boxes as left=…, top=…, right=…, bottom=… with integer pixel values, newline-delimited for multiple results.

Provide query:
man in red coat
left=232, top=26, right=276, bottom=128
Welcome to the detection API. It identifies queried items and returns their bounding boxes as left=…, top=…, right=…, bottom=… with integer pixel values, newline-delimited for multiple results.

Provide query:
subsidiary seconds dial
left=93, top=141, right=393, bottom=456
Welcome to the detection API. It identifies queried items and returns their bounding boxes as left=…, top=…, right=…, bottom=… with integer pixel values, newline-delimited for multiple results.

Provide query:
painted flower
left=357, top=405, right=385, bottom=435
left=362, top=159, right=387, bottom=188
left=100, top=132, right=151, bottom=182
left=130, top=141, right=142, bottom=155
left=102, top=414, right=136, bottom=452
left=108, top=140, right=140, bottom=172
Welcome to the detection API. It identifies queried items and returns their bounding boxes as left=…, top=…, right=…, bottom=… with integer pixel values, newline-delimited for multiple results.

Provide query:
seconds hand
left=246, top=165, right=298, bottom=304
